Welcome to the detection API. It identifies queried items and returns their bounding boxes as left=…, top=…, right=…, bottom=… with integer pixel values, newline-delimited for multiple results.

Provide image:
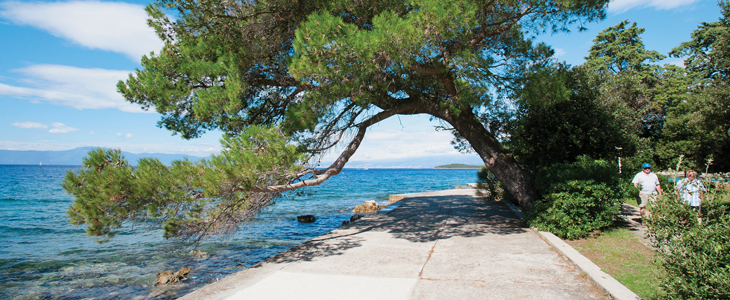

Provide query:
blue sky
left=0, top=0, right=723, bottom=166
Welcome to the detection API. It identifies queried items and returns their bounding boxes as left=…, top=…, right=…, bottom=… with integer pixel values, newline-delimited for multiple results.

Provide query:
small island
left=434, top=163, right=483, bottom=169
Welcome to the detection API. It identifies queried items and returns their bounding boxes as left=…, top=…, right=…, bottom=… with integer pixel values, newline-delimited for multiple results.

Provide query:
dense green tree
left=671, top=1, right=730, bottom=83
left=657, top=84, right=730, bottom=171
left=585, top=20, right=665, bottom=75
left=575, top=19, right=723, bottom=170
left=584, top=20, right=666, bottom=138
left=64, top=0, right=610, bottom=241
left=504, top=20, right=666, bottom=172
left=507, top=63, right=637, bottom=171
left=659, top=0, right=730, bottom=171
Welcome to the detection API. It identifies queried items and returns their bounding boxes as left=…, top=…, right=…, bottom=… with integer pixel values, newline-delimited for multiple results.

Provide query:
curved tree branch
left=306, top=102, right=362, bottom=152
left=250, top=103, right=417, bottom=193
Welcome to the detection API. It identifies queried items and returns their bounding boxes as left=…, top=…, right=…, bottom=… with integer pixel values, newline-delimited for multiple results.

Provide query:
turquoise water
left=0, top=165, right=478, bottom=299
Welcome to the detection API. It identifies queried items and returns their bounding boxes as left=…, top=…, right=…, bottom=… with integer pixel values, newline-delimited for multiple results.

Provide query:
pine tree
left=65, top=0, right=609, bottom=242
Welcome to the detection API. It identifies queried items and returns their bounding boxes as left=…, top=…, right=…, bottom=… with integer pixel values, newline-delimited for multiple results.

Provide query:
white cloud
left=89, top=131, right=96, bottom=134
left=609, top=0, right=701, bottom=13
left=313, top=114, right=489, bottom=167
left=321, top=115, right=463, bottom=162
left=0, top=64, right=146, bottom=112
left=48, top=122, right=79, bottom=133
left=553, top=48, right=567, bottom=58
left=11, top=121, right=48, bottom=129
left=354, top=129, right=459, bottom=161
left=10, top=121, right=79, bottom=133
left=0, top=1, right=162, bottom=60
left=117, top=133, right=133, bottom=138
left=0, top=141, right=221, bottom=156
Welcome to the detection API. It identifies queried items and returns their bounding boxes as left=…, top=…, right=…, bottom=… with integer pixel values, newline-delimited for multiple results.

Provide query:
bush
left=475, top=167, right=521, bottom=207
left=524, top=156, right=624, bottom=239
left=646, top=183, right=730, bottom=299
left=476, top=167, right=505, bottom=202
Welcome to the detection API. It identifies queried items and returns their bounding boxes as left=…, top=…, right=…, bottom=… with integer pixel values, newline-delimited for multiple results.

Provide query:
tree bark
left=374, top=96, right=539, bottom=211
left=443, top=109, right=538, bottom=211
left=391, top=100, right=537, bottom=211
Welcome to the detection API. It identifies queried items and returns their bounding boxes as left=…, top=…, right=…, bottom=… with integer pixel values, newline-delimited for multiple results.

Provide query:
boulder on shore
left=352, top=200, right=385, bottom=214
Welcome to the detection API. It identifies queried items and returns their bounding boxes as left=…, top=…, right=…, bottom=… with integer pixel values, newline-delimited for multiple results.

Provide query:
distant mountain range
left=335, top=154, right=485, bottom=169
left=434, top=163, right=483, bottom=169
left=0, top=147, right=205, bottom=166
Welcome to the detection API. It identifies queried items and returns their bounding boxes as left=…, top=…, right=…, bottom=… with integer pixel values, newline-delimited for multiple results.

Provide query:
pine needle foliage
left=64, top=126, right=304, bottom=243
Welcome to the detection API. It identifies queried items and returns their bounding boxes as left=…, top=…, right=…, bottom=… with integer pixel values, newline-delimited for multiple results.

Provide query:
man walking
left=632, top=163, right=662, bottom=219
left=677, top=169, right=706, bottom=207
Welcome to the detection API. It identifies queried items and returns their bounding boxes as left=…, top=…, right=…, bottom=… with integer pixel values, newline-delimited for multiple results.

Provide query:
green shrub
left=526, top=180, right=621, bottom=239
left=476, top=166, right=505, bottom=202
left=524, top=156, right=623, bottom=239
left=646, top=186, right=730, bottom=299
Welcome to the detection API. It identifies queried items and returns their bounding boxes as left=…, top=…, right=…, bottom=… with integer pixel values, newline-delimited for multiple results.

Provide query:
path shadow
left=264, top=193, right=528, bottom=263
left=380, top=195, right=527, bottom=243
left=267, top=234, right=365, bottom=263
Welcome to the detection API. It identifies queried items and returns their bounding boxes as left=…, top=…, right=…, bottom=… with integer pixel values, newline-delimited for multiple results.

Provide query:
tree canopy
left=670, top=1, right=730, bottom=84
left=585, top=20, right=665, bottom=74
left=659, top=0, right=730, bottom=170
left=507, top=1, right=730, bottom=172
left=64, top=0, right=611, bottom=242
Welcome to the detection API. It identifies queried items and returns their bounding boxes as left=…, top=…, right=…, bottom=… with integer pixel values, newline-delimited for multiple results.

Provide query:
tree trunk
left=439, top=108, right=539, bottom=211
left=374, top=97, right=539, bottom=211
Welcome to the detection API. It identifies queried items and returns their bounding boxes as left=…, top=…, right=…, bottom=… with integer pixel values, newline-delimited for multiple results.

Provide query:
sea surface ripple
left=0, top=165, right=478, bottom=299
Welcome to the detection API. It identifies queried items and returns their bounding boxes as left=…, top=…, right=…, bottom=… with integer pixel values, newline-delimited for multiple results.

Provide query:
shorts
left=638, top=193, right=657, bottom=208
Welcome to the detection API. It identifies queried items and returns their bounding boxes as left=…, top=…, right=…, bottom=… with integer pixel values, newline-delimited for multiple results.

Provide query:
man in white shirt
left=632, top=163, right=662, bottom=219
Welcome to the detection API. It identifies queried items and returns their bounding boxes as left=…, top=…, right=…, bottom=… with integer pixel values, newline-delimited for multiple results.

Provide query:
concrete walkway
left=618, top=203, right=653, bottom=249
left=181, top=189, right=607, bottom=300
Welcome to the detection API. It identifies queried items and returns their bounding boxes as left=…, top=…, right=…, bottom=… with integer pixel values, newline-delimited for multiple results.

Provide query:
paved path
left=181, top=189, right=607, bottom=300
left=618, top=203, right=653, bottom=249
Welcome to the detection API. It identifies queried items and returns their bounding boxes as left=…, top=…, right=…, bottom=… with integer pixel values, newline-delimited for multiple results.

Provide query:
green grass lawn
left=624, top=197, right=639, bottom=207
left=565, top=227, right=665, bottom=299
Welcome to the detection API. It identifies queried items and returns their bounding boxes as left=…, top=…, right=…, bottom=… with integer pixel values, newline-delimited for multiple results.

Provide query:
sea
left=0, top=165, right=479, bottom=299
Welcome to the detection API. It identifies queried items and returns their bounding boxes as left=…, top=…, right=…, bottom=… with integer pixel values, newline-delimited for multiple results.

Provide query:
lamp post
left=615, top=146, right=623, bottom=174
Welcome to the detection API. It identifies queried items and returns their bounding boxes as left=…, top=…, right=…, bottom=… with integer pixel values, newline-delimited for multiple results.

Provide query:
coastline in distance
left=434, top=163, right=483, bottom=169
left=0, top=147, right=204, bottom=166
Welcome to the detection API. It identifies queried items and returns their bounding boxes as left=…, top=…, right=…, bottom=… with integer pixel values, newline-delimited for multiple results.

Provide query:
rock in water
left=155, top=271, right=176, bottom=286
left=352, top=200, right=385, bottom=213
left=190, top=249, right=209, bottom=259
left=350, top=214, right=363, bottom=222
left=155, top=267, right=192, bottom=286
left=175, top=267, right=191, bottom=278
left=297, top=215, right=316, bottom=223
